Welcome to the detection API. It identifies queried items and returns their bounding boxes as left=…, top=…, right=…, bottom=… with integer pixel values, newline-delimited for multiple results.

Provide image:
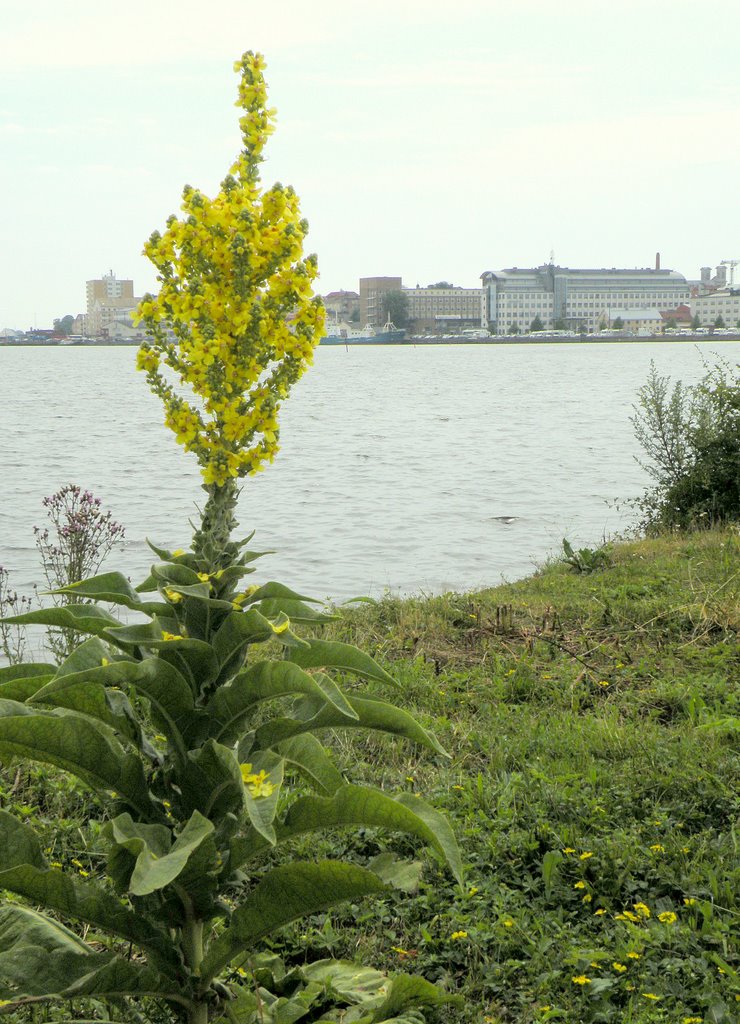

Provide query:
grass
left=1, top=528, right=737, bottom=1023
left=272, top=528, right=739, bottom=1024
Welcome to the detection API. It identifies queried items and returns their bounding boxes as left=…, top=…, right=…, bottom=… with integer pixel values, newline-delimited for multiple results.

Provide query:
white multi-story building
left=691, top=289, right=740, bottom=327
left=481, top=264, right=690, bottom=334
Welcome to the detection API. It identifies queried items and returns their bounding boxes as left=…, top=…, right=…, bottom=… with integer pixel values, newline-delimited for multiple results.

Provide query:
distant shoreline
left=1, top=334, right=738, bottom=348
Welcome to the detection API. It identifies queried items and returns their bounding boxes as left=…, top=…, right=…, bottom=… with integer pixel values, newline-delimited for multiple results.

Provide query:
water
left=1, top=341, right=736, bottom=604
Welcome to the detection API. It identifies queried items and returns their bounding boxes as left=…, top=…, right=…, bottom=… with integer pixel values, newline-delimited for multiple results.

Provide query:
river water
left=1, top=341, right=736, bottom=605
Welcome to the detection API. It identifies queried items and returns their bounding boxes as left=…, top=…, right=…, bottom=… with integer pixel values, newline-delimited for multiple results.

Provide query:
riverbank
left=279, top=528, right=739, bottom=1023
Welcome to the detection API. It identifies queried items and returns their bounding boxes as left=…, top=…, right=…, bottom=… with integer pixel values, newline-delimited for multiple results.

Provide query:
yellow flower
left=571, top=975, right=591, bottom=985
left=197, top=572, right=211, bottom=583
left=172, top=549, right=185, bottom=557
left=574, top=881, right=587, bottom=889
left=161, top=631, right=184, bottom=642
left=612, top=962, right=627, bottom=972
left=579, top=851, right=593, bottom=860
left=502, top=919, right=514, bottom=928
left=78, top=869, right=89, bottom=877
left=649, top=843, right=665, bottom=853
left=240, top=763, right=275, bottom=798
left=71, top=859, right=83, bottom=868
left=682, top=1017, right=703, bottom=1023
left=582, top=894, right=592, bottom=903
left=597, top=680, right=609, bottom=687
left=100, top=657, right=110, bottom=666
left=468, top=886, right=479, bottom=896
left=271, top=618, right=289, bottom=634
left=633, top=902, right=651, bottom=918
left=657, top=910, right=677, bottom=924
left=164, top=588, right=183, bottom=603
left=594, top=908, right=607, bottom=916
left=684, top=897, right=697, bottom=906
left=450, top=930, right=468, bottom=940
left=626, top=951, right=641, bottom=959
left=641, top=993, right=660, bottom=1000
left=562, top=847, right=576, bottom=854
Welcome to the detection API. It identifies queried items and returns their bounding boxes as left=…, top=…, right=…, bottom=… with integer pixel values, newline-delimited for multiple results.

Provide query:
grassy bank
left=1, top=530, right=737, bottom=1023
left=275, top=529, right=739, bottom=1023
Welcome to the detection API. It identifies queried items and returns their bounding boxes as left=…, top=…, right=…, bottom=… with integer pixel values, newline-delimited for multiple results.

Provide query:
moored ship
left=320, top=317, right=406, bottom=345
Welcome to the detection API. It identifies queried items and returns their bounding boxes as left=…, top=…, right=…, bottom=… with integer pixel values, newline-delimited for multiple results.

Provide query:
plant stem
left=192, top=480, right=240, bottom=567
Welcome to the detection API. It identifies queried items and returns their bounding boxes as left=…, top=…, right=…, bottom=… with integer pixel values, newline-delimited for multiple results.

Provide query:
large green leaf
left=180, top=739, right=245, bottom=820
left=103, top=623, right=219, bottom=692
left=206, top=661, right=358, bottom=747
left=50, top=571, right=169, bottom=616
left=0, top=861, right=178, bottom=971
left=33, top=645, right=197, bottom=761
left=229, top=786, right=461, bottom=883
left=0, top=664, right=55, bottom=702
left=212, top=608, right=275, bottom=675
left=107, top=809, right=215, bottom=896
left=0, top=904, right=183, bottom=1005
left=285, top=639, right=397, bottom=687
left=256, top=598, right=338, bottom=625
left=370, top=973, right=459, bottom=1020
left=0, top=603, right=121, bottom=636
left=255, top=693, right=447, bottom=757
left=244, top=582, right=320, bottom=604
left=202, top=861, right=388, bottom=981
left=0, top=700, right=154, bottom=817
left=243, top=751, right=284, bottom=846
left=274, top=734, right=344, bottom=795
left=0, top=808, right=46, bottom=868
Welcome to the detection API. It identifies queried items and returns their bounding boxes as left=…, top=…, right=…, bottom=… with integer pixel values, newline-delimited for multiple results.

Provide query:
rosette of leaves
left=0, top=537, right=461, bottom=1023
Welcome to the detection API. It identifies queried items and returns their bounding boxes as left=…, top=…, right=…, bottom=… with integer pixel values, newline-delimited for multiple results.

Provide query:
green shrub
left=631, top=358, right=739, bottom=530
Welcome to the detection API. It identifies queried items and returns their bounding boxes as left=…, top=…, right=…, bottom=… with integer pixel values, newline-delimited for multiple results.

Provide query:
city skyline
left=1, top=0, right=739, bottom=328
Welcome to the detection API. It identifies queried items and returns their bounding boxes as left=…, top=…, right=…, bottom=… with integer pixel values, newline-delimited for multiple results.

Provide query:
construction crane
left=720, top=259, right=738, bottom=287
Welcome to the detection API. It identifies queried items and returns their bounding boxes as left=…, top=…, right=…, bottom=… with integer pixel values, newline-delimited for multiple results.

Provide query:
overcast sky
left=1, top=0, right=738, bottom=329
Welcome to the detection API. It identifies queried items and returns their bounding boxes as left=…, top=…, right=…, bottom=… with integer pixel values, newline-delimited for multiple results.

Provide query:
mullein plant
left=0, top=52, right=460, bottom=1024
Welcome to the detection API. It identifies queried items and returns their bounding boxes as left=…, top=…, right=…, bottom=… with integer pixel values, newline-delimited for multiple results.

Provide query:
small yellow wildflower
left=450, top=930, right=468, bottom=941
left=240, top=763, right=275, bottom=798
left=649, top=843, right=665, bottom=853
left=582, top=894, right=592, bottom=903
left=597, top=680, right=609, bottom=687
left=164, top=588, right=183, bottom=603
left=562, top=847, right=576, bottom=854
left=162, top=800, right=171, bottom=809
left=682, top=846, right=690, bottom=853
left=574, top=880, right=587, bottom=889
left=51, top=861, right=63, bottom=869
left=682, top=1017, right=703, bottom=1023
left=571, top=975, right=591, bottom=985
left=237, top=967, right=248, bottom=978
left=627, top=951, right=641, bottom=959
left=684, top=897, right=697, bottom=906
left=594, top=908, right=607, bottom=916
left=468, top=886, right=479, bottom=896
left=71, top=859, right=83, bottom=869
left=161, top=631, right=184, bottom=642
left=612, top=962, right=627, bottom=972
left=79, top=869, right=89, bottom=877
left=503, top=918, right=514, bottom=928
left=641, top=992, right=660, bottom=1001
left=633, top=902, right=651, bottom=918
left=452, top=784, right=464, bottom=790
left=101, top=657, right=110, bottom=667
left=579, top=851, right=593, bottom=860
left=658, top=911, right=677, bottom=924
left=197, top=572, right=211, bottom=583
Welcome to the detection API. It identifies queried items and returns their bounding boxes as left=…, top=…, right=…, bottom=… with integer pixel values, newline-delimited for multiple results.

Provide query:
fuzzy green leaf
left=255, top=693, right=447, bottom=758
left=0, top=603, right=121, bottom=636
left=206, top=661, right=358, bottom=747
left=284, top=639, right=397, bottom=687
left=50, top=571, right=168, bottom=616
left=0, top=808, right=46, bottom=868
left=107, top=809, right=215, bottom=896
left=0, top=664, right=55, bottom=702
left=202, top=861, right=387, bottom=980
left=0, top=700, right=154, bottom=817
left=274, top=734, right=344, bottom=795
left=0, top=904, right=181, bottom=1004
